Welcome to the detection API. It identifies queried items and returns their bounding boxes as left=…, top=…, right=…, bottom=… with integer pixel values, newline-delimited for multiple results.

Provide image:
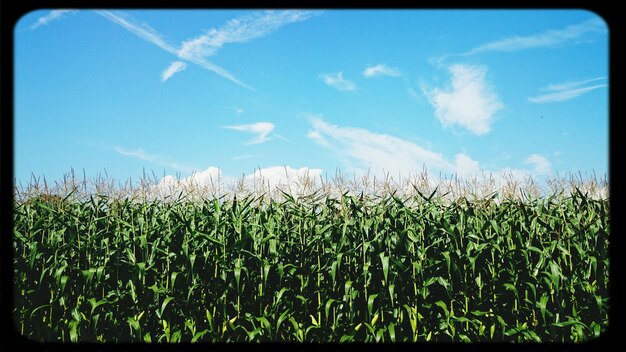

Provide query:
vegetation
left=12, top=170, right=609, bottom=342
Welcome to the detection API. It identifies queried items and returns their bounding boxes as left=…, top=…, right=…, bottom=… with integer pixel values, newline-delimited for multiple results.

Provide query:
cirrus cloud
left=222, top=122, right=275, bottom=145
left=29, top=9, right=79, bottom=30
left=528, top=77, right=607, bottom=103
left=363, top=64, right=401, bottom=78
left=320, top=72, right=357, bottom=91
left=465, top=17, right=606, bottom=55
left=94, top=10, right=319, bottom=88
left=161, top=61, right=187, bottom=82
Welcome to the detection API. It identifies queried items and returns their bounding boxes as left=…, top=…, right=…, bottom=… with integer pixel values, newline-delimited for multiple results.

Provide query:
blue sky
left=14, top=9, right=609, bottom=189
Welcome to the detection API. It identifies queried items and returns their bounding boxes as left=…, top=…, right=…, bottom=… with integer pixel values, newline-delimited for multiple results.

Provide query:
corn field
left=12, top=173, right=609, bottom=343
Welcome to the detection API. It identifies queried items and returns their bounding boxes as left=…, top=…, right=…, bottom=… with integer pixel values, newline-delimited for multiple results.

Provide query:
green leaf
left=171, top=330, right=182, bottom=342
left=435, top=300, right=449, bottom=318
left=471, top=310, right=489, bottom=317
left=325, top=298, right=337, bottom=322
left=275, top=287, right=288, bottom=305
left=170, top=271, right=179, bottom=290
left=591, top=322, right=601, bottom=338
left=552, top=320, right=588, bottom=328
left=379, top=252, right=389, bottom=283
left=367, top=294, right=379, bottom=317
left=490, top=220, right=501, bottom=234
left=276, top=310, right=290, bottom=333
left=504, top=328, right=518, bottom=336
left=340, top=334, right=354, bottom=343
left=88, top=298, right=109, bottom=315
left=127, top=317, right=140, bottom=333
left=159, top=296, right=175, bottom=318
left=504, top=283, right=518, bottom=296
left=68, top=320, right=79, bottom=342
left=191, top=329, right=209, bottom=343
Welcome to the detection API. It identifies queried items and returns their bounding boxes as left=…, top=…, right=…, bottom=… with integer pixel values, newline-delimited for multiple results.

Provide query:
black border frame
left=1, top=2, right=621, bottom=352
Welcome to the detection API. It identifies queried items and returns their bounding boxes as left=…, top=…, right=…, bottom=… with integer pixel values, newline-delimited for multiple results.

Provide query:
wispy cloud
left=306, top=129, right=330, bottom=147
left=95, top=10, right=178, bottom=54
left=465, top=17, right=606, bottom=55
left=33, top=10, right=317, bottom=87
left=233, top=155, right=254, bottom=160
left=529, top=77, right=607, bottom=103
left=29, top=9, right=79, bottom=30
left=307, top=115, right=481, bottom=177
left=94, top=10, right=249, bottom=88
left=363, top=64, right=401, bottom=78
left=524, top=154, right=552, bottom=175
left=529, top=84, right=607, bottom=103
left=178, top=10, right=319, bottom=60
left=113, top=146, right=197, bottom=173
left=114, top=146, right=157, bottom=162
left=96, top=10, right=317, bottom=88
left=544, top=76, right=606, bottom=91
left=320, top=72, right=357, bottom=91
left=223, top=122, right=275, bottom=145
left=422, top=64, right=502, bottom=135
left=161, top=61, right=187, bottom=82
left=177, top=10, right=319, bottom=89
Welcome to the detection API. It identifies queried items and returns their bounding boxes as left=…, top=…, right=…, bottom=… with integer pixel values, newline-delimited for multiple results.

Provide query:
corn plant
left=13, top=175, right=609, bottom=343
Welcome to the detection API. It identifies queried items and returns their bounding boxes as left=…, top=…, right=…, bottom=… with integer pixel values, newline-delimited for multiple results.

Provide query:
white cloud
left=154, top=165, right=324, bottom=198
left=113, top=146, right=197, bottom=173
left=320, top=72, right=356, bottom=91
left=305, top=116, right=562, bottom=191
left=465, top=17, right=606, bottom=55
left=39, top=10, right=316, bottom=87
left=246, top=166, right=323, bottom=189
left=174, top=10, right=319, bottom=88
left=524, top=154, right=552, bottom=175
left=161, top=61, right=187, bottom=82
left=307, top=116, right=462, bottom=177
left=544, top=76, right=606, bottom=91
left=94, top=10, right=253, bottom=88
left=306, top=129, right=330, bottom=147
left=94, top=10, right=251, bottom=87
left=454, top=153, right=481, bottom=178
left=29, top=9, right=79, bottom=30
left=113, top=146, right=157, bottom=162
left=223, top=122, right=275, bottom=145
left=529, top=85, right=607, bottom=103
left=423, top=64, right=502, bottom=135
left=233, top=155, right=254, bottom=160
left=363, top=64, right=401, bottom=78
left=156, top=166, right=229, bottom=198
left=96, top=10, right=315, bottom=89
left=95, top=10, right=179, bottom=55
left=529, top=77, right=607, bottom=103
left=178, top=10, right=319, bottom=60
left=159, top=166, right=222, bottom=188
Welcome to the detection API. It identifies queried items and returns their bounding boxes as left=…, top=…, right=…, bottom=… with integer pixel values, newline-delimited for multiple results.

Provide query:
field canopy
left=14, top=168, right=608, bottom=204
